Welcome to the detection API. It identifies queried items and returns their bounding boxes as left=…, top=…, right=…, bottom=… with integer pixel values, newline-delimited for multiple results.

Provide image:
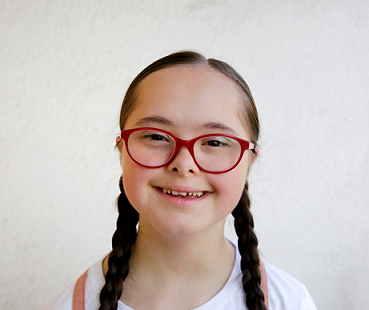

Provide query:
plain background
left=1, top=1, right=369, bottom=309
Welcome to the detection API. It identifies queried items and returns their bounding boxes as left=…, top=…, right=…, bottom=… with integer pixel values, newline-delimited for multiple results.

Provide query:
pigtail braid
left=232, top=181, right=267, bottom=310
left=99, top=176, right=139, bottom=310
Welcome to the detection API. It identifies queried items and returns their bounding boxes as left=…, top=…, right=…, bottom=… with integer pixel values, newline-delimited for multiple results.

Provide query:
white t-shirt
left=42, top=239, right=317, bottom=310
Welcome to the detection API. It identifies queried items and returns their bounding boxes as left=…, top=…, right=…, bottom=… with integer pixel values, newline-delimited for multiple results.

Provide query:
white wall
left=1, top=1, right=368, bottom=309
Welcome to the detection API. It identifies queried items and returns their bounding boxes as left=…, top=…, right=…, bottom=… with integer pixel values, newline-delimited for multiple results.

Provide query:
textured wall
left=1, top=1, right=368, bottom=309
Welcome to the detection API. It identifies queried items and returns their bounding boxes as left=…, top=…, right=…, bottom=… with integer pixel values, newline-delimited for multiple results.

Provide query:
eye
left=144, top=133, right=169, bottom=141
left=201, top=137, right=231, bottom=148
left=137, top=130, right=174, bottom=146
left=205, top=140, right=225, bottom=147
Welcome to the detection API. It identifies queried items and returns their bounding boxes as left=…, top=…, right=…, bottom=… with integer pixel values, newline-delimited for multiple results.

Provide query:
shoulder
left=227, top=238, right=317, bottom=310
left=40, top=258, right=106, bottom=310
left=40, top=282, right=75, bottom=310
left=264, top=262, right=317, bottom=310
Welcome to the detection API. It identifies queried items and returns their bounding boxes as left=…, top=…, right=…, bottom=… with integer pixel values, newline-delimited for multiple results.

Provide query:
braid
left=232, top=181, right=267, bottom=310
left=99, top=176, right=139, bottom=310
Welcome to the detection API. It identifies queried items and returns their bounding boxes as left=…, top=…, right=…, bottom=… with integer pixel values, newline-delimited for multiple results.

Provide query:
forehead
left=126, top=65, right=248, bottom=137
left=137, top=64, right=242, bottom=102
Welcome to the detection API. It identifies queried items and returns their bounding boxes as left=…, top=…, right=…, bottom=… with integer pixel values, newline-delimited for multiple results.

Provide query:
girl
left=42, top=51, right=317, bottom=310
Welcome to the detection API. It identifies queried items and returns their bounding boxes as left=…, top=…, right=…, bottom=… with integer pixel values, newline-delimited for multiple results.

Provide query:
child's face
left=117, top=65, right=257, bottom=239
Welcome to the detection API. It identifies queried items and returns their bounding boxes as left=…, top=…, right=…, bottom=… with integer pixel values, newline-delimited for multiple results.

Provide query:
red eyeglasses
left=120, top=127, right=255, bottom=174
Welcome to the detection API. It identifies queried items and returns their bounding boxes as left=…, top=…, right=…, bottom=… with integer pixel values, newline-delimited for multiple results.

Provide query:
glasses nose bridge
left=173, top=136, right=197, bottom=161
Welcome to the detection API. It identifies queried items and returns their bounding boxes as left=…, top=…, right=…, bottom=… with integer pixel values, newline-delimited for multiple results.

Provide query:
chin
left=139, top=213, right=226, bottom=242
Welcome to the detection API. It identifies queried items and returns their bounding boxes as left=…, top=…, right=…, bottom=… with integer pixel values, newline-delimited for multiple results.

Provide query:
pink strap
left=260, top=261, right=269, bottom=310
left=72, top=269, right=88, bottom=310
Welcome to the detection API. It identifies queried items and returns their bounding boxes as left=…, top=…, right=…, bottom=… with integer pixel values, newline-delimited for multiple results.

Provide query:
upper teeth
left=162, top=188, right=204, bottom=197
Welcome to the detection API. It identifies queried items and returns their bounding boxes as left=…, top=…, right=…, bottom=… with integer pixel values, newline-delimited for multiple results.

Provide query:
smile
left=159, top=188, right=205, bottom=198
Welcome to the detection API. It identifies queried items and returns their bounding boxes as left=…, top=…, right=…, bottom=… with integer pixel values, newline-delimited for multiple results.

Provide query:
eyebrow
left=134, top=116, right=175, bottom=127
left=200, top=122, right=238, bottom=135
left=134, top=116, right=238, bottom=135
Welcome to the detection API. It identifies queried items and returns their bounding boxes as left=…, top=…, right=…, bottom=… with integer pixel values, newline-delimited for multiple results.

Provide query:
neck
left=129, top=219, right=235, bottom=281
left=103, top=219, right=237, bottom=309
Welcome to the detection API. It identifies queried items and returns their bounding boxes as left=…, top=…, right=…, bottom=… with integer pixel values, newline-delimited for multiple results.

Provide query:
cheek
left=219, top=153, right=252, bottom=208
left=121, top=152, right=152, bottom=209
left=209, top=166, right=248, bottom=212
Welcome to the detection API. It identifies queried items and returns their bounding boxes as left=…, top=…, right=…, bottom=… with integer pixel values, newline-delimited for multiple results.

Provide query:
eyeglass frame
left=119, top=127, right=256, bottom=174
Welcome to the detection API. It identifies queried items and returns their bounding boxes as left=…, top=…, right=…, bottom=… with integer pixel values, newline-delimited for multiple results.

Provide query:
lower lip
left=154, top=187, right=209, bottom=208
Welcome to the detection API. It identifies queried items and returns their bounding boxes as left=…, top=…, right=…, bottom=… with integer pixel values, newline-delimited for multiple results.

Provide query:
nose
left=166, top=145, right=200, bottom=175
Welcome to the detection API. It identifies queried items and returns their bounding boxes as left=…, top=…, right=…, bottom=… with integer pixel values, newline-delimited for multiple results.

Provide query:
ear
left=116, top=136, right=122, bottom=145
left=250, top=147, right=259, bottom=165
left=116, top=137, right=123, bottom=152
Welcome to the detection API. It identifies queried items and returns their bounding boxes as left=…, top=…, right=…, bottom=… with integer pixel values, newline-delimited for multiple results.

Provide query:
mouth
left=158, top=187, right=205, bottom=198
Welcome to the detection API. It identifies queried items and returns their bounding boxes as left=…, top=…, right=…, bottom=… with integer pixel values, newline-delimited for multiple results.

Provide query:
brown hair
left=99, top=51, right=265, bottom=310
